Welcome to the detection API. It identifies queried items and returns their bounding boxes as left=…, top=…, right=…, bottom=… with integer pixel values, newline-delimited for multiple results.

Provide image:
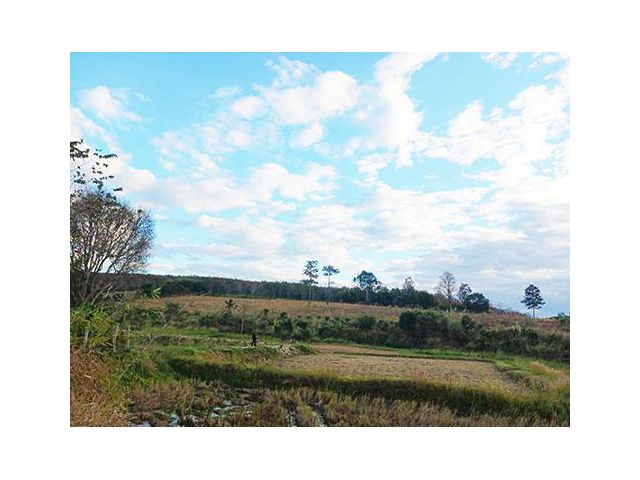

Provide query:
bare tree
left=458, top=283, right=472, bottom=304
left=70, top=140, right=154, bottom=307
left=437, top=271, right=457, bottom=311
left=70, top=190, right=154, bottom=306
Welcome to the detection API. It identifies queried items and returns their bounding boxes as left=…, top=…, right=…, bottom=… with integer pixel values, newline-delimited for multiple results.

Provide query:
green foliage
left=356, top=315, right=377, bottom=331
left=464, top=292, right=490, bottom=312
left=70, top=305, right=116, bottom=350
left=521, top=284, right=545, bottom=317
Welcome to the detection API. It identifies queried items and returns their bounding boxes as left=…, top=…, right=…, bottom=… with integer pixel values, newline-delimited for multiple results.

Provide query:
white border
left=3, top=0, right=639, bottom=478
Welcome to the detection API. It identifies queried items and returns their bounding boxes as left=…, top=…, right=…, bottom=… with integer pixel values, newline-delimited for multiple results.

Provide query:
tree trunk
left=82, top=324, right=90, bottom=350
left=112, top=324, right=120, bottom=353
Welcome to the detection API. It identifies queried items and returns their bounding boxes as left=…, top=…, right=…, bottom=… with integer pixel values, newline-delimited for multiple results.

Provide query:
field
left=273, top=353, right=523, bottom=391
left=136, top=294, right=565, bottom=332
left=71, top=296, right=569, bottom=427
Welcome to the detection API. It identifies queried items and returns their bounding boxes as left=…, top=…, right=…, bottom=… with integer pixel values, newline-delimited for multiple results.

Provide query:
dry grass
left=201, top=387, right=563, bottom=427
left=272, top=352, right=524, bottom=393
left=70, top=349, right=129, bottom=427
left=136, top=294, right=564, bottom=331
left=137, top=295, right=407, bottom=322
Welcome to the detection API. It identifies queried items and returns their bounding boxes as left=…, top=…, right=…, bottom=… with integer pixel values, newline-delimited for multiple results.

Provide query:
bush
left=398, top=310, right=448, bottom=346
left=197, top=313, right=218, bottom=328
left=356, top=315, right=377, bottom=331
left=70, top=305, right=116, bottom=350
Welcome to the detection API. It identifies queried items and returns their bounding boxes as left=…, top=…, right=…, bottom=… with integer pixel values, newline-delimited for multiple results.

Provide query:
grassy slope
left=136, top=295, right=566, bottom=332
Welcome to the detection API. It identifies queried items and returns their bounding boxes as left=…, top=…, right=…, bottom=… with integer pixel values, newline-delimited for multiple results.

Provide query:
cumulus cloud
left=230, top=95, right=266, bottom=119
left=352, top=52, right=438, bottom=168
left=290, top=123, right=324, bottom=148
left=77, top=86, right=142, bottom=123
left=261, top=70, right=359, bottom=125
left=356, top=152, right=392, bottom=185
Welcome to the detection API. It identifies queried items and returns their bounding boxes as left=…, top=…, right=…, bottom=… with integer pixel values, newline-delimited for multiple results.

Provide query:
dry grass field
left=272, top=352, right=524, bottom=392
left=136, top=294, right=564, bottom=331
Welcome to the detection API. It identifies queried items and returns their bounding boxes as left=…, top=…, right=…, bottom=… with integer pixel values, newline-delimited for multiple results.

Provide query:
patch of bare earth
left=274, top=353, right=523, bottom=392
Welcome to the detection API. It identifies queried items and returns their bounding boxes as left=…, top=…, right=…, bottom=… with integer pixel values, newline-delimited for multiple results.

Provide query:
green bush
left=70, top=305, right=115, bottom=350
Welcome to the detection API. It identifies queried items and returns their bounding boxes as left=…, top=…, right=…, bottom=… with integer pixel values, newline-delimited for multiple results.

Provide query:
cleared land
left=273, top=353, right=523, bottom=392
left=137, top=295, right=564, bottom=331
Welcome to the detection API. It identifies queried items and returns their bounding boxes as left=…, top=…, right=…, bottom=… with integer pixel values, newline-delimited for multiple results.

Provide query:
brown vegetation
left=70, top=349, right=129, bottom=427
left=136, top=295, right=564, bottom=331
left=272, top=353, right=524, bottom=392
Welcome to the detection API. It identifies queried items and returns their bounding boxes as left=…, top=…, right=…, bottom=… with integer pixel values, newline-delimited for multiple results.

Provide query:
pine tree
left=521, top=284, right=545, bottom=319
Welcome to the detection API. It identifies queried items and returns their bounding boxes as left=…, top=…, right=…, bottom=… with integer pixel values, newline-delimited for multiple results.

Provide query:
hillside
left=136, top=294, right=565, bottom=333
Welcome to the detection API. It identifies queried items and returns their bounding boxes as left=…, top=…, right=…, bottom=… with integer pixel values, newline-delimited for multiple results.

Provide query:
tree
left=401, top=276, right=417, bottom=306
left=521, top=284, right=545, bottom=319
left=437, top=271, right=457, bottom=311
left=302, top=260, right=319, bottom=303
left=322, top=265, right=340, bottom=303
left=458, top=283, right=472, bottom=304
left=402, top=276, right=416, bottom=292
left=70, top=139, right=121, bottom=199
left=71, top=190, right=154, bottom=306
left=353, top=271, right=380, bottom=303
left=70, top=141, right=154, bottom=307
left=464, top=292, right=490, bottom=313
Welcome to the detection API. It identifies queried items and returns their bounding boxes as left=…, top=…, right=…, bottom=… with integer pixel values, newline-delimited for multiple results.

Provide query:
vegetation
left=68, top=139, right=568, bottom=427
left=70, top=297, right=569, bottom=427
left=70, top=141, right=154, bottom=307
left=522, top=284, right=546, bottom=318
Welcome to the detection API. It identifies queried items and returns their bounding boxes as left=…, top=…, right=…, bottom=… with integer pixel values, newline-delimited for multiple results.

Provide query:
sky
left=70, top=52, right=569, bottom=316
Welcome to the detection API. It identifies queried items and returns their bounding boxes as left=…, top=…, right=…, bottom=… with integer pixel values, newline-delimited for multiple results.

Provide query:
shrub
left=198, top=313, right=217, bottom=328
left=70, top=305, right=115, bottom=350
left=356, top=315, right=377, bottom=331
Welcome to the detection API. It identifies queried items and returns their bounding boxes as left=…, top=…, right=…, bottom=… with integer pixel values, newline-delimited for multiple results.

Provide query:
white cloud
left=290, top=123, right=324, bottom=148
left=265, top=56, right=318, bottom=87
left=419, top=73, right=569, bottom=169
left=77, top=86, right=142, bottom=123
left=356, top=153, right=392, bottom=185
left=197, top=214, right=285, bottom=252
left=262, top=70, right=359, bottom=125
left=292, top=204, right=370, bottom=271
left=352, top=53, right=438, bottom=168
left=212, top=85, right=241, bottom=98
left=231, top=95, right=266, bottom=119
left=248, top=163, right=337, bottom=202
left=481, top=52, right=519, bottom=69
left=225, top=128, right=253, bottom=148
left=374, top=52, right=438, bottom=91
left=529, top=52, right=569, bottom=69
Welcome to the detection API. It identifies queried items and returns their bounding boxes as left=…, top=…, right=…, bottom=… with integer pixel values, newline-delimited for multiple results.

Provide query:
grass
left=70, top=349, right=130, bottom=427
left=72, top=315, right=569, bottom=427
left=272, top=352, right=524, bottom=392
left=135, top=294, right=565, bottom=332
left=166, top=355, right=569, bottom=425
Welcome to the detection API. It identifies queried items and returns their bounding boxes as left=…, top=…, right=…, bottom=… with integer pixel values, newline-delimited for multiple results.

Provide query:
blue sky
left=70, top=52, right=569, bottom=316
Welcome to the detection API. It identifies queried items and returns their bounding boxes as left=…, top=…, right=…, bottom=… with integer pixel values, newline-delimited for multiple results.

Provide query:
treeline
left=111, top=273, right=439, bottom=309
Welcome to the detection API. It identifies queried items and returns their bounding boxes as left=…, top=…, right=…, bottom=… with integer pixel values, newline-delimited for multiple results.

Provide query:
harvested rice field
left=273, top=352, right=523, bottom=392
